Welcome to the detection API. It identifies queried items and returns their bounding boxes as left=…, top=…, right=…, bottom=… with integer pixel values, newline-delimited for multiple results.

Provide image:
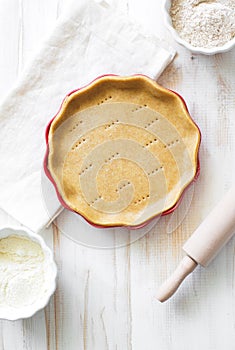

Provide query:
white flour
left=170, top=0, right=235, bottom=48
left=0, top=235, right=49, bottom=309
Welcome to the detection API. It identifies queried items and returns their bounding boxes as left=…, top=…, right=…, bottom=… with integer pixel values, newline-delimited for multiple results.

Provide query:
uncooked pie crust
left=47, top=75, right=200, bottom=227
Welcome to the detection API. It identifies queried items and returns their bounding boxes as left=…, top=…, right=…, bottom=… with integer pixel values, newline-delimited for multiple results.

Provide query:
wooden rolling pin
left=156, top=186, right=235, bottom=302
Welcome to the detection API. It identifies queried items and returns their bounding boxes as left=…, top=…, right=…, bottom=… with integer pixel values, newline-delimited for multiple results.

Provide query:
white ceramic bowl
left=0, top=226, right=57, bottom=320
left=163, top=0, right=235, bottom=55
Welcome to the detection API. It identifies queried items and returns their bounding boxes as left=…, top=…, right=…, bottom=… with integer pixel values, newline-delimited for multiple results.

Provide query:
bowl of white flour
left=163, top=0, right=235, bottom=54
left=0, top=226, right=57, bottom=320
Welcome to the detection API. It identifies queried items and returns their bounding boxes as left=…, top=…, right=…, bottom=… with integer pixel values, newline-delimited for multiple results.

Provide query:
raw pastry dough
left=47, top=75, right=200, bottom=227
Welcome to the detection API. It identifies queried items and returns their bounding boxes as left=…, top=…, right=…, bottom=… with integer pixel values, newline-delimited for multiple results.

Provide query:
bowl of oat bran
left=163, top=0, right=235, bottom=55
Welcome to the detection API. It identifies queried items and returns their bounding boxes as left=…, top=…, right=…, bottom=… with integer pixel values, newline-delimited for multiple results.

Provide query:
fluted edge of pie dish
left=44, top=74, right=201, bottom=230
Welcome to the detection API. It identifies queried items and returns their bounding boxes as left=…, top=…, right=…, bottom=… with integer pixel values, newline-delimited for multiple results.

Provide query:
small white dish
left=163, top=0, right=235, bottom=55
left=0, top=226, right=57, bottom=320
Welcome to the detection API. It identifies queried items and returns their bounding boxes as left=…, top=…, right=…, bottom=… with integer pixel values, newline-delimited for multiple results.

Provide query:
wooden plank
left=0, top=0, right=21, bottom=101
left=0, top=1, right=58, bottom=349
left=126, top=1, right=235, bottom=350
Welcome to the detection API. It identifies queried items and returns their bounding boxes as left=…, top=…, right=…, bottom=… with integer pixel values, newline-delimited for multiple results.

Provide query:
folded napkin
left=0, top=0, right=175, bottom=232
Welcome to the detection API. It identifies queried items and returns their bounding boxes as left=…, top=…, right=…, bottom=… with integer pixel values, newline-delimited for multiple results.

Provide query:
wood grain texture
left=0, top=0, right=235, bottom=349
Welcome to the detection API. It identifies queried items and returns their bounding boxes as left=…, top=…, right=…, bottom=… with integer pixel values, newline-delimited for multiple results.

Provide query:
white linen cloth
left=0, top=0, right=175, bottom=232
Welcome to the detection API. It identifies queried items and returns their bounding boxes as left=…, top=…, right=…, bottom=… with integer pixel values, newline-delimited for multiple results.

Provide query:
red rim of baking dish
left=43, top=74, right=201, bottom=230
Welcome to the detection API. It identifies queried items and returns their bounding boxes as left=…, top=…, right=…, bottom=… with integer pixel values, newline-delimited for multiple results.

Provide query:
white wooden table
left=1, top=0, right=235, bottom=349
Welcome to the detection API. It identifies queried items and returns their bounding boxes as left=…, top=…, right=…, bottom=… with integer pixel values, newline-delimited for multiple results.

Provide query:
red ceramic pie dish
left=44, top=74, right=201, bottom=230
